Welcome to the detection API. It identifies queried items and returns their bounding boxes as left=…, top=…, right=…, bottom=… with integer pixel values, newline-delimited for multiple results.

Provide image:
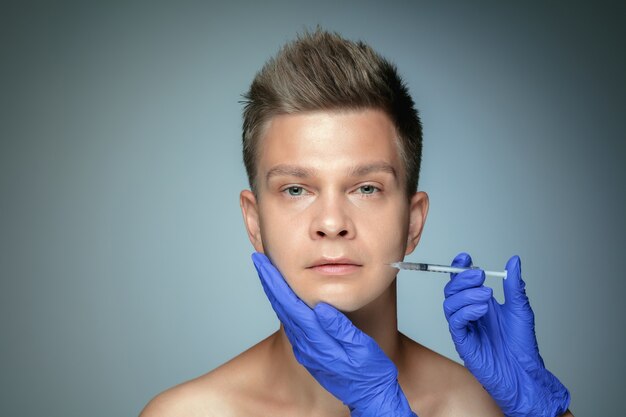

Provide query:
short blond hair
left=241, top=29, right=422, bottom=196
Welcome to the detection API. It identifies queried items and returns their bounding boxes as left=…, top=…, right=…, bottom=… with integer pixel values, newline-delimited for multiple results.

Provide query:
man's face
left=241, top=109, right=428, bottom=312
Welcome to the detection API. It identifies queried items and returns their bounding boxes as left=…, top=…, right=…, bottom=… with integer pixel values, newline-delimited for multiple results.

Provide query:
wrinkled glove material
left=443, top=253, right=570, bottom=417
left=252, top=252, right=417, bottom=417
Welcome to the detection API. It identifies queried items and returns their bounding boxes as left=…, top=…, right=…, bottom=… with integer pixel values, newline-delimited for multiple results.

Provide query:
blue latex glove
left=252, top=252, right=417, bottom=417
left=443, top=253, right=570, bottom=417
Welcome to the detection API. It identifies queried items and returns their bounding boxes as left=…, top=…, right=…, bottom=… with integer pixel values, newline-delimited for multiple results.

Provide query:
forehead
left=257, top=109, right=403, bottom=175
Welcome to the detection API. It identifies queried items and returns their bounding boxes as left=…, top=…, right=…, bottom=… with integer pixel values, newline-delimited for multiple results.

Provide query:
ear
left=240, top=189, right=265, bottom=253
left=405, top=191, right=429, bottom=255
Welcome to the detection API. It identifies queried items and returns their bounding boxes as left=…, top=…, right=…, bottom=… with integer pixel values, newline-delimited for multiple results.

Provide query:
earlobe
left=240, top=189, right=265, bottom=253
left=405, top=191, right=429, bottom=255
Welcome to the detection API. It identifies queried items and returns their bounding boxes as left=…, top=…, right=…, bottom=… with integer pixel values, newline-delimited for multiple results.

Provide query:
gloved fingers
left=444, top=269, right=486, bottom=298
left=502, top=255, right=531, bottom=309
left=252, top=253, right=294, bottom=324
left=314, top=302, right=395, bottom=386
left=283, top=312, right=335, bottom=370
left=312, top=302, right=375, bottom=362
left=314, top=303, right=357, bottom=339
left=450, top=252, right=472, bottom=280
left=252, top=252, right=315, bottom=332
left=443, top=286, right=493, bottom=320
left=451, top=252, right=472, bottom=269
left=447, top=303, right=489, bottom=343
left=314, top=302, right=373, bottom=348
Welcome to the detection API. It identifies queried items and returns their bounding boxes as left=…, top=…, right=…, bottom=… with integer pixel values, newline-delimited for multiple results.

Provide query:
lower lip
left=309, top=264, right=362, bottom=275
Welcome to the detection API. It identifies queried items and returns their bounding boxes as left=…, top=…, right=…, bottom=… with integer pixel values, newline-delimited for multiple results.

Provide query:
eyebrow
left=265, top=162, right=398, bottom=183
left=347, top=162, right=398, bottom=179
left=266, top=165, right=317, bottom=182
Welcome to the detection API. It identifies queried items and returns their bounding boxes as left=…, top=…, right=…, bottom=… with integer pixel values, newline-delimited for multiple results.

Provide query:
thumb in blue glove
left=443, top=253, right=570, bottom=417
left=252, top=252, right=417, bottom=417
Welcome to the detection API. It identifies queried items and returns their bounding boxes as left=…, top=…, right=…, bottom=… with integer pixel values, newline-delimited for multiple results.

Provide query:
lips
left=307, top=257, right=363, bottom=275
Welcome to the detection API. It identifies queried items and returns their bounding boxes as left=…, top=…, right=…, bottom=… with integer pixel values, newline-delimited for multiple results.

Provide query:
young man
left=141, top=30, right=572, bottom=417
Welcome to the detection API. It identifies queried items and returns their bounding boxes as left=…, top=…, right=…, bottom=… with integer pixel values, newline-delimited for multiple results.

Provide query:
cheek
left=257, top=204, right=305, bottom=278
left=360, top=206, right=410, bottom=260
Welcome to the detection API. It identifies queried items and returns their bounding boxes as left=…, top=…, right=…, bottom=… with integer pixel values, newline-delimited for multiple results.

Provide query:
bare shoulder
left=399, top=334, right=503, bottom=417
left=139, top=334, right=277, bottom=417
left=139, top=376, right=223, bottom=417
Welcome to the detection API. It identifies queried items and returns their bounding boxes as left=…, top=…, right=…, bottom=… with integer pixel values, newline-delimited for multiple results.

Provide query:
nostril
left=317, top=231, right=326, bottom=237
left=338, top=230, right=348, bottom=237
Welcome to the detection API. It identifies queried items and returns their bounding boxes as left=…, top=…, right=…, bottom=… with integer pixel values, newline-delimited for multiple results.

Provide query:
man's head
left=240, top=30, right=428, bottom=312
left=242, top=29, right=423, bottom=197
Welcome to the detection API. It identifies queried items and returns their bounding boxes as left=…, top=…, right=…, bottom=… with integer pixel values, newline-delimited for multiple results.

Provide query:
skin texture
left=244, top=109, right=424, bottom=312
left=140, top=109, right=504, bottom=416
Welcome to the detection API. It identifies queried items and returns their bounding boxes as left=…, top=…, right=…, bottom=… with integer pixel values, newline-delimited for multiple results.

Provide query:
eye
left=286, top=186, right=305, bottom=196
left=358, top=184, right=379, bottom=195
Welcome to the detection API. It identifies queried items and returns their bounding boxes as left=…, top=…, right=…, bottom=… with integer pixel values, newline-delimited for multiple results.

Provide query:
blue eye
left=287, top=186, right=304, bottom=196
left=359, top=185, right=378, bottom=194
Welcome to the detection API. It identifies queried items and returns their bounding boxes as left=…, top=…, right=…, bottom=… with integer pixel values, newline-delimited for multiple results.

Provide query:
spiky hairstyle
left=241, top=29, right=422, bottom=196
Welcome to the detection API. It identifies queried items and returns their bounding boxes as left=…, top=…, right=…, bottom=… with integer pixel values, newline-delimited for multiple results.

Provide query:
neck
left=269, top=280, right=402, bottom=412
left=345, top=279, right=401, bottom=362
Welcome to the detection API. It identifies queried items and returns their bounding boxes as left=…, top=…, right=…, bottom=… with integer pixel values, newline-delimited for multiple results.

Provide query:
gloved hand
left=252, top=252, right=417, bottom=417
left=443, top=253, right=570, bottom=417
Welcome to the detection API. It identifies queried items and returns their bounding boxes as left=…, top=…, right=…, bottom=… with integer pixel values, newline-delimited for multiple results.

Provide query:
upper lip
left=307, top=257, right=362, bottom=268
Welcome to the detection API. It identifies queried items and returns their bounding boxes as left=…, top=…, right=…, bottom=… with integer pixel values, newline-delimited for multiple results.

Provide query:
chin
left=305, top=288, right=381, bottom=313
left=286, top=266, right=397, bottom=312
left=310, top=298, right=365, bottom=313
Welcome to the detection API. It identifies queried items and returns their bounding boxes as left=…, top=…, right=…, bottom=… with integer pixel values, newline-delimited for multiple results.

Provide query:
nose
left=309, top=193, right=355, bottom=240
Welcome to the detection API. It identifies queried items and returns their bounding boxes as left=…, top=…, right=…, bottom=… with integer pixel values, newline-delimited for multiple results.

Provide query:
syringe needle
left=389, top=261, right=507, bottom=279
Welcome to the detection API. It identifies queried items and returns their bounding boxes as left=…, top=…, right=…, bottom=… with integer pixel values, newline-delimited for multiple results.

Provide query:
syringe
left=389, top=261, right=507, bottom=279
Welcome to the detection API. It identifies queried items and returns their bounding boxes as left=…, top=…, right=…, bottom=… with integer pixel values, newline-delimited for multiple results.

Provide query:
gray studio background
left=1, top=1, right=624, bottom=416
